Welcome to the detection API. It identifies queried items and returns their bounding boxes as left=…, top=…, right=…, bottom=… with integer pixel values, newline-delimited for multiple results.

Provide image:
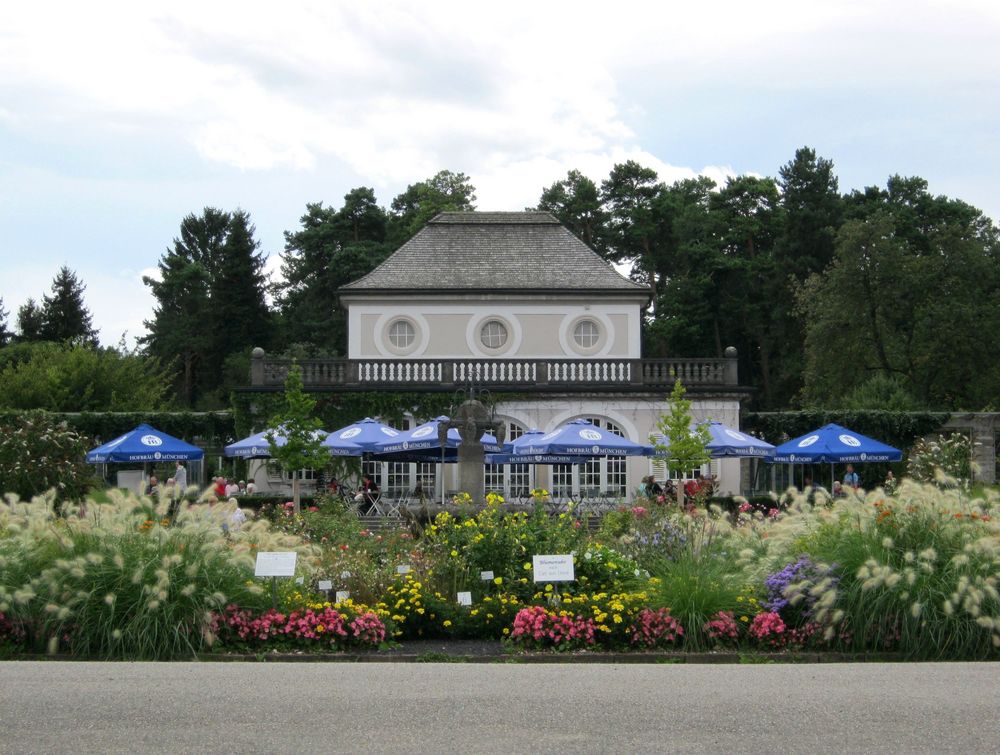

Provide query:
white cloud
left=2, top=0, right=1000, bottom=345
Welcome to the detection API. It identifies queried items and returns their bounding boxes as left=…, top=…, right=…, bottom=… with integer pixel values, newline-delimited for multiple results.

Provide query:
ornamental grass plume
left=0, top=490, right=318, bottom=659
left=746, top=479, right=1000, bottom=659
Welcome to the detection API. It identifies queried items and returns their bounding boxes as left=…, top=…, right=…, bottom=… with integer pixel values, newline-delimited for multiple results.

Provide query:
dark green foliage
left=533, top=148, right=1000, bottom=411
left=798, top=185, right=1000, bottom=409
left=0, top=412, right=94, bottom=502
left=536, top=169, right=608, bottom=252
left=275, top=190, right=392, bottom=352
left=0, top=342, right=172, bottom=412
left=15, top=298, right=45, bottom=342
left=39, top=266, right=99, bottom=345
left=0, top=410, right=236, bottom=449
left=388, top=169, right=476, bottom=246
left=0, top=298, right=11, bottom=347
left=143, top=208, right=272, bottom=408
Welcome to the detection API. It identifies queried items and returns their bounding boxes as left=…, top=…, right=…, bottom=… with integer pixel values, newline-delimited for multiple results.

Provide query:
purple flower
left=763, top=556, right=838, bottom=617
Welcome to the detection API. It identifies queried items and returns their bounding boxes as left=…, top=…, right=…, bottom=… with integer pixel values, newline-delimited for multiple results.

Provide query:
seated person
left=245, top=480, right=257, bottom=495
left=354, top=474, right=380, bottom=513
left=648, top=477, right=664, bottom=496
left=146, top=476, right=159, bottom=496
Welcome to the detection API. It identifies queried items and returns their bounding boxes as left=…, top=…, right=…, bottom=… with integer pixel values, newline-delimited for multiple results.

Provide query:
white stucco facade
left=345, top=296, right=643, bottom=360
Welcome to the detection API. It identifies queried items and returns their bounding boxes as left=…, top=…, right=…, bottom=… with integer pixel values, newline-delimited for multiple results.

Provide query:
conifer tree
left=39, top=266, right=99, bottom=345
left=16, top=298, right=45, bottom=342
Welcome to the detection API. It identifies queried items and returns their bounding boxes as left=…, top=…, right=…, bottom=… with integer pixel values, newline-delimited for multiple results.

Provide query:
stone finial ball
left=724, top=346, right=737, bottom=358
left=251, top=347, right=265, bottom=358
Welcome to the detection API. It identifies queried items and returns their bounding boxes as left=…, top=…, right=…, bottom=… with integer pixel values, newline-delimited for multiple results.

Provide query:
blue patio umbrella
left=511, top=419, right=653, bottom=457
left=771, top=423, right=902, bottom=491
left=225, top=427, right=344, bottom=458
left=651, top=422, right=775, bottom=459
left=323, top=417, right=403, bottom=455
left=485, top=453, right=587, bottom=465
left=373, top=416, right=504, bottom=455
left=494, top=428, right=586, bottom=465
left=771, top=423, right=902, bottom=464
left=86, top=424, right=204, bottom=463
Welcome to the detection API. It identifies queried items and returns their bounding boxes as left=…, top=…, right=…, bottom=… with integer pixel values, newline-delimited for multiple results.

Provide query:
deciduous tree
left=266, top=363, right=330, bottom=513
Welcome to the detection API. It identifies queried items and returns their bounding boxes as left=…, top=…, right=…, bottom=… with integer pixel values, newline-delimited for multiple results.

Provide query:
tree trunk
left=292, top=472, right=301, bottom=515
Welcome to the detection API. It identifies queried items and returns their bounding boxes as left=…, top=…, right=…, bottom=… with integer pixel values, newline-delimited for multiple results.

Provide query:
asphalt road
left=1, top=661, right=998, bottom=753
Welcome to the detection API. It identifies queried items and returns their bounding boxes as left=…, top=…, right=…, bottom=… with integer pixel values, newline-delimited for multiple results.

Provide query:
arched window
left=552, top=417, right=627, bottom=498
left=485, top=421, right=529, bottom=499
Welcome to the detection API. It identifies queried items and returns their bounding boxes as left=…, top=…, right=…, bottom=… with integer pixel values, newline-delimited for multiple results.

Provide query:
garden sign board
left=255, top=552, right=297, bottom=577
left=532, top=554, right=574, bottom=582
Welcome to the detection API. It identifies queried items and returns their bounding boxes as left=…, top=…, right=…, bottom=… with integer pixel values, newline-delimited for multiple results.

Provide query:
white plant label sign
left=318, top=580, right=332, bottom=591
left=396, top=565, right=411, bottom=575
left=335, top=591, right=351, bottom=603
left=255, top=552, right=298, bottom=577
left=532, top=554, right=575, bottom=582
left=480, top=570, right=495, bottom=580
left=457, top=591, right=473, bottom=606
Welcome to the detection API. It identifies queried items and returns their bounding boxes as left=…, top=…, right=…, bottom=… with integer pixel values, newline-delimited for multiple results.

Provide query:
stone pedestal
left=441, top=398, right=506, bottom=501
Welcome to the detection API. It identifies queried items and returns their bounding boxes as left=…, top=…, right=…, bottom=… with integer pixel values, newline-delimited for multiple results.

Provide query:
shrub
left=0, top=490, right=314, bottom=659
left=211, top=601, right=386, bottom=651
left=703, top=610, right=740, bottom=646
left=629, top=607, right=684, bottom=649
left=0, top=411, right=94, bottom=503
left=509, top=606, right=596, bottom=650
left=907, top=433, right=973, bottom=488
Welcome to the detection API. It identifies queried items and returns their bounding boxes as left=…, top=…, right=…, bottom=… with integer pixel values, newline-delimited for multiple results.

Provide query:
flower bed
left=2, top=479, right=999, bottom=660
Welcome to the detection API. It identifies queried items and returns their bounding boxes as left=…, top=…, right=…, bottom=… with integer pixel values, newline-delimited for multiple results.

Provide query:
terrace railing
left=248, top=349, right=740, bottom=393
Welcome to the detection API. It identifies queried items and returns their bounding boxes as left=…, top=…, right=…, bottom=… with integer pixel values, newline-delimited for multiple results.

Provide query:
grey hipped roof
left=341, top=211, right=647, bottom=295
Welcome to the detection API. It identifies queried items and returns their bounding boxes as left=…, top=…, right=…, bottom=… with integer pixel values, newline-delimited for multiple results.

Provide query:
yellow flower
left=545, top=584, right=553, bottom=592
left=503, top=628, right=510, bottom=635
left=523, top=562, right=531, bottom=570
left=416, top=608, right=425, bottom=615
left=443, top=620, right=452, bottom=627
left=450, top=550, right=459, bottom=557
left=493, top=577, right=503, bottom=585
left=613, top=614, right=622, bottom=624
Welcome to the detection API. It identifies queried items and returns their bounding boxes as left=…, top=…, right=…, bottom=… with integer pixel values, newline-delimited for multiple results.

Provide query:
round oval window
left=573, top=319, right=600, bottom=348
left=480, top=320, right=508, bottom=349
left=388, top=319, right=415, bottom=349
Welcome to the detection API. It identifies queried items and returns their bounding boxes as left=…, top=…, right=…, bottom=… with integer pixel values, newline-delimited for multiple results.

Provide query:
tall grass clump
left=757, top=481, right=1000, bottom=659
left=0, top=489, right=316, bottom=659
left=642, top=512, right=752, bottom=650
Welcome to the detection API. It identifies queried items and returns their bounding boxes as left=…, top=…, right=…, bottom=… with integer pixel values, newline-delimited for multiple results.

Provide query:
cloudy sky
left=2, top=0, right=998, bottom=345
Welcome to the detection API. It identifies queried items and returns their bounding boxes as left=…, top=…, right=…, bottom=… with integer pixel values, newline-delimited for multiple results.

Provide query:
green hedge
left=0, top=410, right=235, bottom=446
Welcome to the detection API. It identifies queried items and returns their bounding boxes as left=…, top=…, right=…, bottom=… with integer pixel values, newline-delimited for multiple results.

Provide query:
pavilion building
left=249, top=211, right=749, bottom=501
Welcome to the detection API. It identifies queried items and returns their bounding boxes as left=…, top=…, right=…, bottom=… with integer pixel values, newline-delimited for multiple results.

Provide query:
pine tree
left=39, top=266, right=99, bottom=345
left=16, top=298, right=45, bottom=342
left=276, top=189, right=391, bottom=352
left=208, top=210, right=273, bottom=380
left=0, top=297, right=11, bottom=347
left=143, top=210, right=224, bottom=406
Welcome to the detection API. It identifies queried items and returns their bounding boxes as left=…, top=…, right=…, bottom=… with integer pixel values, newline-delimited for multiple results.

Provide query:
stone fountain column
left=439, top=399, right=506, bottom=502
